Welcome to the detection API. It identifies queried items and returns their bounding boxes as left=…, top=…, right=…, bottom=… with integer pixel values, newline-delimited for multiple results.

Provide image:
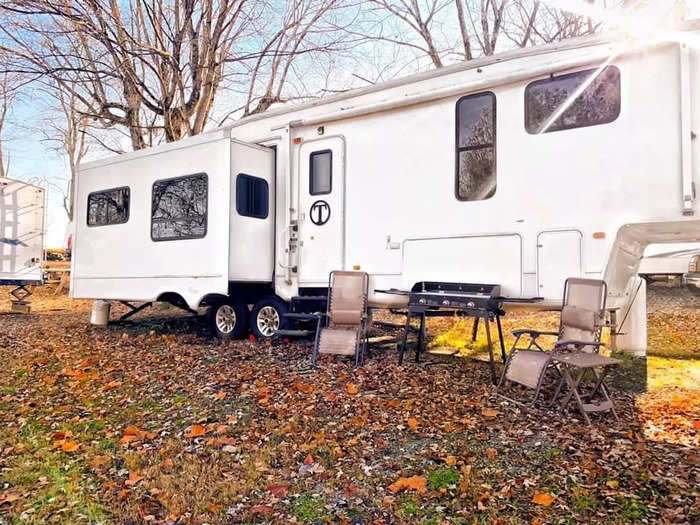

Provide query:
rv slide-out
left=0, top=177, right=45, bottom=285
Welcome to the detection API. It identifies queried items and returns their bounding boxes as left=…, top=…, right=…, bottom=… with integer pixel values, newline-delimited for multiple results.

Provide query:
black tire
left=208, top=299, right=248, bottom=339
left=250, top=296, right=288, bottom=340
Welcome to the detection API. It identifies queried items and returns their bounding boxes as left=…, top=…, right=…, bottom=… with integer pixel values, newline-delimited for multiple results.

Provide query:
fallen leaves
left=125, top=471, right=144, bottom=487
left=294, top=381, right=314, bottom=394
left=407, top=417, right=419, bottom=430
left=347, top=382, right=359, bottom=395
left=532, top=492, right=555, bottom=507
left=266, top=482, right=290, bottom=497
left=445, top=455, right=457, bottom=466
left=120, top=426, right=156, bottom=444
left=481, top=408, right=499, bottom=418
left=389, top=475, right=427, bottom=494
left=60, top=440, right=79, bottom=452
left=186, top=424, right=207, bottom=438
left=0, top=490, right=20, bottom=506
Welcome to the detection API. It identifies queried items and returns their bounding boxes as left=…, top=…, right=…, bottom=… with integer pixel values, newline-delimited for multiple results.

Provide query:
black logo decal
left=310, top=200, right=331, bottom=226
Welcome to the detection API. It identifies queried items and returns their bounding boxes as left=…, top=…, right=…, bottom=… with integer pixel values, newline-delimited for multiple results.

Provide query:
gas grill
left=376, top=282, right=542, bottom=384
left=408, top=282, right=502, bottom=313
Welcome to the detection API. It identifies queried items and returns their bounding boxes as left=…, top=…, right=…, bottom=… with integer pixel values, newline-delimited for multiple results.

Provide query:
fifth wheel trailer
left=0, top=177, right=45, bottom=294
left=71, top=23, right=700, bottom=348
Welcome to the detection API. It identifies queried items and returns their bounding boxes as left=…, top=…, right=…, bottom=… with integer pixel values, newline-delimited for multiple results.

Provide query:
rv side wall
left=71, top=134, right=232, bottom=309
left=229, top=141, right=275, bottom=282
left=0, top=177, right=44, bottom=285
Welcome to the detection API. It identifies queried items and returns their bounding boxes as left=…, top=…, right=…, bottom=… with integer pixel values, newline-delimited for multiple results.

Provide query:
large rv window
left=151, top=174, right=208, bottom=241
left=87, top=187, right=130, bottom=227
left=236, top=174, right=269, bottom=219
left=309, top=150, right=332, bottom=195
left=525, top=65, right=621, bottom=134
left=455, top=92, right=496, bottom=201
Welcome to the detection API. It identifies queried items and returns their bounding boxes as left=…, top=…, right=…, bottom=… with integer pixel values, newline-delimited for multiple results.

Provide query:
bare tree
left=1, top=0, right=257, bottom=150
left=363, top=0, right=619, bottom=70
left=0, top=72, right=21, bottom=178
left=37, top=85, right=89, bottom=221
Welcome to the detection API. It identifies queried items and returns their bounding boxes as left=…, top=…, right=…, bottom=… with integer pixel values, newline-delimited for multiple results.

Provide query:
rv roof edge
left=78, top=128, right=232, bottom=171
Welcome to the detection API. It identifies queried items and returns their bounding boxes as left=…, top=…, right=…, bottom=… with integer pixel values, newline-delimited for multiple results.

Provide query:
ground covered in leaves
left=0, top=285, right=698, bottom=524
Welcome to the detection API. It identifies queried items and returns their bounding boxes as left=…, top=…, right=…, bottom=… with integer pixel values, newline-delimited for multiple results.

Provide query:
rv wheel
left=209, top=299, right=248, bottom=339
left=250, top=297, right=288, bottom=339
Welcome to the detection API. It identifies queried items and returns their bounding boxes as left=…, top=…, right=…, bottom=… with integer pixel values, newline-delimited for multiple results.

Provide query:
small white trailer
left=1, top=176, right=45, bottom=311
left=72, top=22, right=700, bottom=349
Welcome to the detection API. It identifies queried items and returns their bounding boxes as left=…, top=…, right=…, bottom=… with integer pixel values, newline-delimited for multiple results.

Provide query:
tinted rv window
left=87, top=187, right=130, bottom=226
left=236, top=174, right=269, bottom=219
left=525, top=65, right=620, bottom=134
left=309, top=150, right=332, bottom=195
left=151, top=174, right=207, bottom=241
left=455, top=92, right=496, bottom=201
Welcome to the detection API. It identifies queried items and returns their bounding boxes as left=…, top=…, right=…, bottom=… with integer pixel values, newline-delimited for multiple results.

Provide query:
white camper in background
left=0, top=177, right=45, bottom=307
left=72, top=22, right=700, bottom=349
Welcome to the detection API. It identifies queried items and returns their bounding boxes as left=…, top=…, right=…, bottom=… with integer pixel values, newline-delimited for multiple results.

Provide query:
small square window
left=236, top=174, right=269, bottom=219
left=310, top=150, right=332, bottom=195
left=87, top=187, right=130, bottom=226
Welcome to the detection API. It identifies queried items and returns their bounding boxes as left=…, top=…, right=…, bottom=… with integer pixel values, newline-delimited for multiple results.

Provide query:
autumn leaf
left=125, top=470, right=144, bottom=487
left=101, top=380, right=120, bottom=391
left=0, top=490, right=20, bottom=505
left=407, top=417, right=419, bottom=430
left=213, top=391, right=226, bottom=400
left=61, top=441, right=79, bottom=452
left=485, top=447, right=497, bottom=459
left=207, top=503, right=222, bottom=512
left=481, top=408, right=499, bottom=418
left=267, top=482, right=290, bottom=497
left=532, top=492, right=555, bottom=506
left=347, top=382, right=359, bottom=395
left=187, top=424, right=206, bottom=438
left=388, top=475, right=427, bottom=494
left=693, top=420, right=700, bottom=430
left=445, top=455, right=457, bottom=466
left=294, top=381, right=314, bottom=394
left=605, top=480, right=619, bottom=489
left=304, top=453, right=313, bottom=465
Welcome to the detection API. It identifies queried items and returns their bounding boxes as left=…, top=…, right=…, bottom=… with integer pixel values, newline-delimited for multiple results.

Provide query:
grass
left=292, top=494, right=326, bottom=522
left=428, top=467, right=460, bottom=490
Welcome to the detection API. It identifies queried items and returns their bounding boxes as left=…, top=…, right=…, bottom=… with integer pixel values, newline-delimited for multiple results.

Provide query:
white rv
left=72, top=23, right=700, bottom=346
left=0, top=176, right=45, bottom=291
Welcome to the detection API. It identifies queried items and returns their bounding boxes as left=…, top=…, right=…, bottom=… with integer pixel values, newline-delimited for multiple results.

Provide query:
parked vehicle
left=683, top=253, right=700, bottom=295
left=638, top=244, right=700, bottom=283
left=0, top=176, right=45, bottom=288
left=71, top=21, right=700, bottom=348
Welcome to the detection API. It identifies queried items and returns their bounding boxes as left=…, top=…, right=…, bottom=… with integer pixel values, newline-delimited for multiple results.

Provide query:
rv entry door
left=298, top=136, right=345, bottom=286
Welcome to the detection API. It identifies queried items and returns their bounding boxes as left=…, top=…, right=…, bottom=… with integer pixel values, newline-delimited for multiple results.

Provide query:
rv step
left=283, top=312, right=322, bottom=321
left=274, top=329, right=314, bottom=338
left=292, top=295, right=327, bottom=301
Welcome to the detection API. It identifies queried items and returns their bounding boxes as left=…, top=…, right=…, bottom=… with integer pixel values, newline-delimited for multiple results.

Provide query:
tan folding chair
left=497, top=278, right=607, bottom=407
left=311, top=271, right=370, bottom=368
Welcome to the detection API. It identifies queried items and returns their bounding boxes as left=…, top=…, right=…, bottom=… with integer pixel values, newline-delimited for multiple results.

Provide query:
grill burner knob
left=467, top=301, right=475, bottom=308
left=418, top=298, right=426, bottom=304
left=442, top=300, right=450, bottom=306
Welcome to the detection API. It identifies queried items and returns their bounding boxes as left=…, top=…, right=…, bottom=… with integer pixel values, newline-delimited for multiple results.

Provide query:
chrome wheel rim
left=215, top=304, right=236, bottom=334
left=256, top=306, right=280, bottom=337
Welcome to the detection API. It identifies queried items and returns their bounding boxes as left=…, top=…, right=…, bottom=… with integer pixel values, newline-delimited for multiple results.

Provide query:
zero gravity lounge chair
left=497, top=278, right=608, bottom=407
left=311, top=271, right=370, bottom=368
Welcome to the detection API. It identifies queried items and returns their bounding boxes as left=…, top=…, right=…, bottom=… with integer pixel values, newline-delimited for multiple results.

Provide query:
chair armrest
left=512, top=329, right=559, bottom=337
left=554, top=340, right=605, bottom=351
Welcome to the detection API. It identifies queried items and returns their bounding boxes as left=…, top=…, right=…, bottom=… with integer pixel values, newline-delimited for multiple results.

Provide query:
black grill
left=408, top=281, right=502, bottom=314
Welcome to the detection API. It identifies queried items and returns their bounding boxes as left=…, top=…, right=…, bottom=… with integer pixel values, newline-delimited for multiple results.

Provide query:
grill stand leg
left=496, top=314, right=506, bottom=362
left=485, top=316, right=496, bottom=385
left=415, top=312, right=426, bottom=363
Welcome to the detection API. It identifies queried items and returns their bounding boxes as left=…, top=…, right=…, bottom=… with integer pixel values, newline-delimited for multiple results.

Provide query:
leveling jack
left=9, top=284, right=32, bottom=314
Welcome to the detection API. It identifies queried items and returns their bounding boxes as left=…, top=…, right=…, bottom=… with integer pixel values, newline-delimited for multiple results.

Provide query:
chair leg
left=311, top=317, right=322, bottom=368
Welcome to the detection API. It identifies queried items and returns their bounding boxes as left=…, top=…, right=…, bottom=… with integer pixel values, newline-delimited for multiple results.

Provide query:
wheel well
left=198, top=293, right=229, bottom=308
left=156, top=292, right=190, bottom=309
